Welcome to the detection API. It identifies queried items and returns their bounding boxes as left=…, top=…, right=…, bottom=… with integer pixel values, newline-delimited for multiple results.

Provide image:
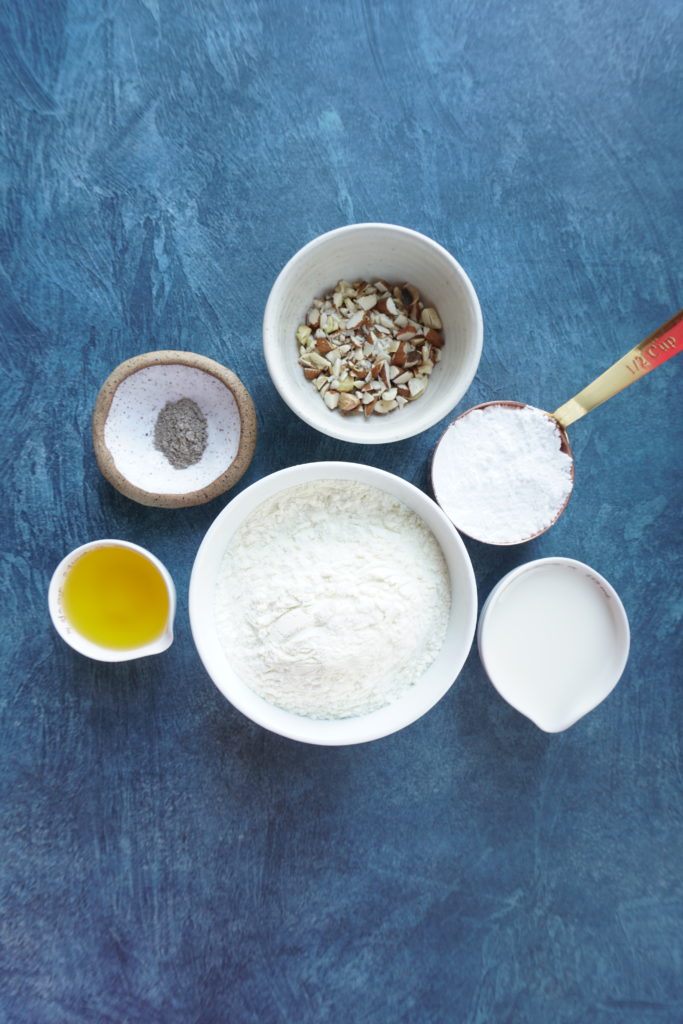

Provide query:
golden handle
left=553, top=309, right=683, bottom=429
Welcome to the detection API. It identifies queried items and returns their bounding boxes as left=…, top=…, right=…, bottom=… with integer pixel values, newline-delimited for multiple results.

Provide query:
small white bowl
left=263, top=224, right=483, bottom=444
left=92, top=351, right=257, bottom=508
left=48, top=539, right=176, bottom=662
left=478, top=557, right=630, bottom=732
left=189, top=461, right=478, bottom=745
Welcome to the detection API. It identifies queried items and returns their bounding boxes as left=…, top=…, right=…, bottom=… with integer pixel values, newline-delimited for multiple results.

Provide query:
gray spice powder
left=154, top=397, right=208, bottom=469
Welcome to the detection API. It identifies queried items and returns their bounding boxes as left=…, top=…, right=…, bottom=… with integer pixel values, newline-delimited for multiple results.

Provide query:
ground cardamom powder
left=153, top=397, right=208, bottom=469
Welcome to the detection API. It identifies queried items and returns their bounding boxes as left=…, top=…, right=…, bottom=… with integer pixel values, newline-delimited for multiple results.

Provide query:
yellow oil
left=62, top=545, right=169, bottom=650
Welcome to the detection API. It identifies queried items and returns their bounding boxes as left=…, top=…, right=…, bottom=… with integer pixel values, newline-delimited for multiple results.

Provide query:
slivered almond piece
left=391, top=341, right=407, bottom=366
left=338, top=393, right=361, bottom=413
left=308, top=350, right=331, bottom=369
left=425, top=327, right=444, bottom=347
left=345, top=310, right=365, bottom=330
left=396, top=327, right=417, bottom=342
left=374, top=398, right=398, bottom=414
left=321, top=313, right=339, bottom=333
left=421, top=307, right=442, bottom=330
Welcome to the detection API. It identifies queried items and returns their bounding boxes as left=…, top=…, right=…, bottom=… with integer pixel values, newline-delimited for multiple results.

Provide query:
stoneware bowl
left=92, top=351, right=257, bottom=508
left=48, top=538, right=176, bottom=662
left=189, top=461, right=478, bottom=745
left=478, top=557, right=630, bottom=732
left=263, top=223, right=483, bottom=444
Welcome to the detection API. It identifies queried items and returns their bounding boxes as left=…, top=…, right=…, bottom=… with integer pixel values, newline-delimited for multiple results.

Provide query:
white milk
left=478, top=559, right=629, bottom=731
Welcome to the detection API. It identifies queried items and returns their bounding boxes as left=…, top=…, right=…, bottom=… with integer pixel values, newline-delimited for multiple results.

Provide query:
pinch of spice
left=153, top=397, right=208, bottom=469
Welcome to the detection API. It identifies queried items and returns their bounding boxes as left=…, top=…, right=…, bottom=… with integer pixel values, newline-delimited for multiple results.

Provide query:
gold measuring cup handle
left=553, top=309, right=683, bottom=429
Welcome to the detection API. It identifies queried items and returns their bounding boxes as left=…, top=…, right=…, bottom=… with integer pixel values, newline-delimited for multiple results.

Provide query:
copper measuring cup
left=432, top=309, right=683, bottom=543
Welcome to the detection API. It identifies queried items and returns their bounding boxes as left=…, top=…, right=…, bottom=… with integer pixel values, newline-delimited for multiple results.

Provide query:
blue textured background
left=1, top=1, right=682, bottom=1022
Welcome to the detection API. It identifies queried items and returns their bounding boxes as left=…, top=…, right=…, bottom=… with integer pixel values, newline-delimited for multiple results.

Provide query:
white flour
left=432, top=404, right=574, bottom=544
left=214, top=479, right=451, bottom=719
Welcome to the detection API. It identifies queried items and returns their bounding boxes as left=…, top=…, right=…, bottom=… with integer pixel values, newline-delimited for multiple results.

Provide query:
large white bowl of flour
left=189, top=462, right=477, bottom=745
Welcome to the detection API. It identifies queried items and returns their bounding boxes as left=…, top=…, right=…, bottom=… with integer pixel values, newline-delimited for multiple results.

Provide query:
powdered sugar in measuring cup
left=432, top=309, right=683, bottom=545
left=431, top=402, right=574, bottom=545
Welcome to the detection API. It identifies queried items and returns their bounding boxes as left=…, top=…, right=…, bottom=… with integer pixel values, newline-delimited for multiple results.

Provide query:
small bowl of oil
left=48, top=539, right=176, bottom=661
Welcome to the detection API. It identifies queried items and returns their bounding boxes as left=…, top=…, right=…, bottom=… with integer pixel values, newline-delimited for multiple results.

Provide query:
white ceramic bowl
left=478, top=557, right=630, bottom=732
left=263, top=224, right=483, bottom=444
left=189, top=462, right=478, bottom=745
left=48, top=539, right=176, bottom=662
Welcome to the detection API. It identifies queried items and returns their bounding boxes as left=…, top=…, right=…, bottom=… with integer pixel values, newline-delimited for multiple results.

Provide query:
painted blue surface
left=1, top=1, right=681, bottom=1021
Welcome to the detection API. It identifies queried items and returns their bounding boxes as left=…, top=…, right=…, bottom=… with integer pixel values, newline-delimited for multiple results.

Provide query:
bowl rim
left=477, top=556, right=630, bottom=731
left=262, top=222, right=484, bottom=445
left=189, top=460, right=478, bottom=745
left=92, top=350, right=257, bottom=508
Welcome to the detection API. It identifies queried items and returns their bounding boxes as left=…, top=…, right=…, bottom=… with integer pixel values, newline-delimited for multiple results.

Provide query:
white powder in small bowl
left=213, top=479, right=451, bottom=719
left=431, top=403, right=574, bottom=545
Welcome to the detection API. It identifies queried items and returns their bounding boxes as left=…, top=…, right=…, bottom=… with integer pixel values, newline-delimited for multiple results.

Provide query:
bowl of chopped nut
left=263, top=223, right=483, bottom=444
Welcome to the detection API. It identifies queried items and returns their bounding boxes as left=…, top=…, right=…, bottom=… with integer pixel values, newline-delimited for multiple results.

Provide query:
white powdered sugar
left=432, top=404, right=574, bottom=544
left=214, top=479, right=451, bottom=719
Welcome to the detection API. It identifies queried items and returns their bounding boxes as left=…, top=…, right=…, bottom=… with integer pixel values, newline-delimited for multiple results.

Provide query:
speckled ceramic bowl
left=92, top=351, right=257, bottom=508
